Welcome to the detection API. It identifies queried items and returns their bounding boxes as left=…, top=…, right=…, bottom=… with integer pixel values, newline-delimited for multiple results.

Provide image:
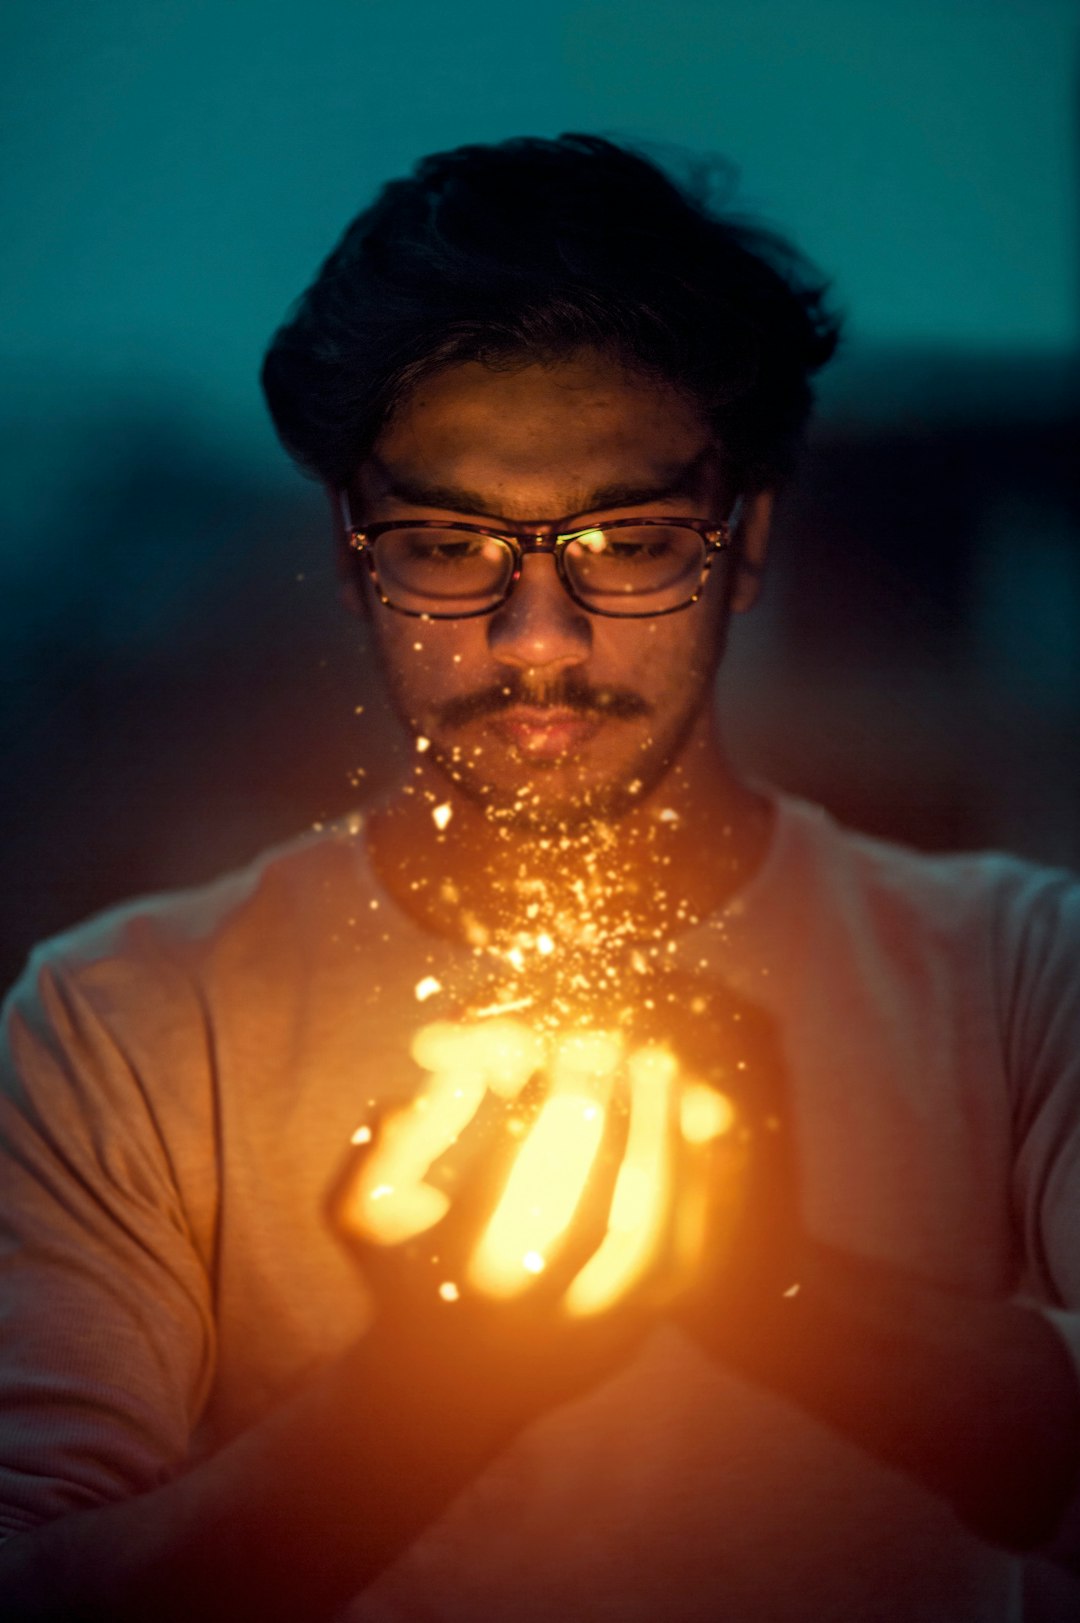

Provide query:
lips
left=489, top=707, right=605, bottom=760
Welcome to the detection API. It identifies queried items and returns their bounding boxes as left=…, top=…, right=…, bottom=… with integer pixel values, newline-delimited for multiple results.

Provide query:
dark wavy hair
left=261, top=133, right=841, bottom=493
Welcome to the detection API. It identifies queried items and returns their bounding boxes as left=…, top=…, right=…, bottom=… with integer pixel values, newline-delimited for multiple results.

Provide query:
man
left=1, top=133, right=1079, bottom=1622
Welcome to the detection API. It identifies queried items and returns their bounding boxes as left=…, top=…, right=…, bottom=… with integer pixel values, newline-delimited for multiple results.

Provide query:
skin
left=345, top=349, right=776, bottom=943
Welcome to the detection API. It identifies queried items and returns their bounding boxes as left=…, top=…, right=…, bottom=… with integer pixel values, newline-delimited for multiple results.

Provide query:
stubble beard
left=422, top=682, right=713, bottom=838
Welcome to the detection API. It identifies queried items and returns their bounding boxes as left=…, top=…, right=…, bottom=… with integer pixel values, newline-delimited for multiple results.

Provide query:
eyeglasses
left=340, top=493, right=743, bottom=620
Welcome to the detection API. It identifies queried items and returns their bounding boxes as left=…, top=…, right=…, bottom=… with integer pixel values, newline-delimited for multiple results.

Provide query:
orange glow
left=679, top=1080, right=735, bottom=1144
left=467, top=1028, right=621, bottom=1297
left=343, top=1016, right=736, bottom=1313
left=564, top=1044, right=675, bottom=1316
left=467, top=1091, right=607, bottom=1296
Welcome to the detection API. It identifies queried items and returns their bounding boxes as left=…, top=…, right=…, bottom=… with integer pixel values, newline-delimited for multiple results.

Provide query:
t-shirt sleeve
left=0, top=934, right=216, bottom=1541
left=997, top=863, right=1080, bottom=1563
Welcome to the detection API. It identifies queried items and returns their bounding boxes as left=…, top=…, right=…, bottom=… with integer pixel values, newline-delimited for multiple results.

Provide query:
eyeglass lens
left=371, top=526, right=707, bottom=616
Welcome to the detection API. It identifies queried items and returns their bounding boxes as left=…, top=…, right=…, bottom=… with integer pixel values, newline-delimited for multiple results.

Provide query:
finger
left=536, top=1085, right=631, bottom=1299
left=323, top=1107, right=388, bottom=1240
left=429, top=1088, right=532, bottom=1269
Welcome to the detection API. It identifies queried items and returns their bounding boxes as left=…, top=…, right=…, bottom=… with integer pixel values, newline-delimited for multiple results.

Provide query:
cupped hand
left=324, top=1087, right=651, bottom=1443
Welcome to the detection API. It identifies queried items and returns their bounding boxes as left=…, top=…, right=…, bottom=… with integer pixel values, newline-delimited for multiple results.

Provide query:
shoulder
left=4, top=822, right=378, bottom=1033
left=772, top=792, right=1079, bottom=941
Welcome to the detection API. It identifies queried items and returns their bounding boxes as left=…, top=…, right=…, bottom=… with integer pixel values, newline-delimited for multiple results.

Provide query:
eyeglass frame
left=337, top=490, right=745, bottom=620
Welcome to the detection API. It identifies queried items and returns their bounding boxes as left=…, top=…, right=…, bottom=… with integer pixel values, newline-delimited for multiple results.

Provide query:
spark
left=783, top=1283, right=801, bottom=1298
left=470, top=996, right=535, bottom=1019
left=536, top=933, right=555, bottom=956
left=432, top=803, right=453, bottom=830
left=350, top=1124, right=373, bottom=1146
left=438, top=1281, right=460, bottom=1302
left=415, top=735, right=431, bottom=753
left=414, top=976, right=442, bottom=1002
left=522, top=1251, right=546, bottom=1274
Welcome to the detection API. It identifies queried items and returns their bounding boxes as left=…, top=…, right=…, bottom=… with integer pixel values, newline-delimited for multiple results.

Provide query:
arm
left=0, top=1315, right=488, bottom=1623
left=0, top=956, right=635, bottom=1623
left=680, top=860, right=1080, bottom=1558
left=709, top=1243, right=1080, bottom=1552
left=0, top=1301, right=601, bottom=1623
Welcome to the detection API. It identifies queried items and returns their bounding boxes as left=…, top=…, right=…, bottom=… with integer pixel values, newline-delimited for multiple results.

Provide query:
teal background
left=2, top=0, right=1078, bottom=993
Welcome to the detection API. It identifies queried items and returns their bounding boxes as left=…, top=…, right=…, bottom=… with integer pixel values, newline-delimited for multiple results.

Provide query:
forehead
left=360, top=353, right=715, bottom=518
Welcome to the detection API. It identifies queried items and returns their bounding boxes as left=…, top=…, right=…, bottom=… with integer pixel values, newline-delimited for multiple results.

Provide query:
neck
left=366, top=709, right=771, bottom=949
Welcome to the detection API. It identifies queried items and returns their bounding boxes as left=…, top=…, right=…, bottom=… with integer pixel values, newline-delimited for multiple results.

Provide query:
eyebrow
left=370, top=447, right=716, bottom=524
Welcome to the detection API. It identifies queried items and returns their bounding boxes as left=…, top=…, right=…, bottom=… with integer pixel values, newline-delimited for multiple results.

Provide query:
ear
left=729, top=490, right=774, bottom=614
left=330, top=486, right=370, bottom=622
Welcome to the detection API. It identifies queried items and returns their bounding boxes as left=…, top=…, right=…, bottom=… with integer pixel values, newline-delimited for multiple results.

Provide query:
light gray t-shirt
left=2, top=792, right=1079, bottom=1621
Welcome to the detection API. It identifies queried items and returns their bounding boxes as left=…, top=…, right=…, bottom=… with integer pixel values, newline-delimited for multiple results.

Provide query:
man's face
left=349, top=351, right=757, bottom=832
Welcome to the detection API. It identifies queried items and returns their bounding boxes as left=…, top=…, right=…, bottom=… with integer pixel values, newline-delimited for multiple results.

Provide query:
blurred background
left=2, top=0, right=1078, bottom=992
left=2, top=4, right=1078, bottom=1611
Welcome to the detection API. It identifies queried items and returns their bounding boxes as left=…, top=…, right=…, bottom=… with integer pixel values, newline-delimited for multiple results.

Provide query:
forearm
left=0, top=1318, right=515, bottom=1623
left=730, top=1245, right=1080, bottom=1550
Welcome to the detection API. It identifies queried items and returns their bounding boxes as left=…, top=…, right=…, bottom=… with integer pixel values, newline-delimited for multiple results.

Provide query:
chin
left=431, top=751, right=668, bottom=836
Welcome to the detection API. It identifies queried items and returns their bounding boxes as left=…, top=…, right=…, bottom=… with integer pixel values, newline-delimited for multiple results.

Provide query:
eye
left=604, top=537, right=677, bottom=562
left=402, top=533, right=490, bottom=564
left=575, top=529, right=683, bottom=562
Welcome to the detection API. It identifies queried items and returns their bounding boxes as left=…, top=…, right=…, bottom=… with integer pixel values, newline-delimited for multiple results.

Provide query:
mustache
left=435, top=674, right=651, bottom=729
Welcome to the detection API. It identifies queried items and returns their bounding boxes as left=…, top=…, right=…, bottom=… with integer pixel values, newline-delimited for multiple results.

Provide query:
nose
left=486, top=553, right=592, bottom=677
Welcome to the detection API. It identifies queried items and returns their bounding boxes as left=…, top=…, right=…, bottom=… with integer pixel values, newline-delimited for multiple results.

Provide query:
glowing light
left=783, top=1282, right=801, bottom=1298
left=414, top=976, right=442, bottom=1002
left=432, top=803, right=453, bottom=830
left=342, top=1015, right=744, bottom=1316
left=340, top=1037, right=491, bottom=1245
left=470, top=996, right=535, bottom=1019
left=413, top=1018, right=544, bottom=1100
left=415, top=735, right=431, bottom=753
left=536, top=933, right=555, bottom=956
left=467, top=1091, right=608, bottom=1298
left=564, top=1044, right=676, bottom=1317
left=679, top=1083, right=735, bottom=1144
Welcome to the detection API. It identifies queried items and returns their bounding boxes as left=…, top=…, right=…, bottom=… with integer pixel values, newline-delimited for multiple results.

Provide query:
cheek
left=371, top=619, right=477, bottom=698
left=635, top=611, right=721, bottom=693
